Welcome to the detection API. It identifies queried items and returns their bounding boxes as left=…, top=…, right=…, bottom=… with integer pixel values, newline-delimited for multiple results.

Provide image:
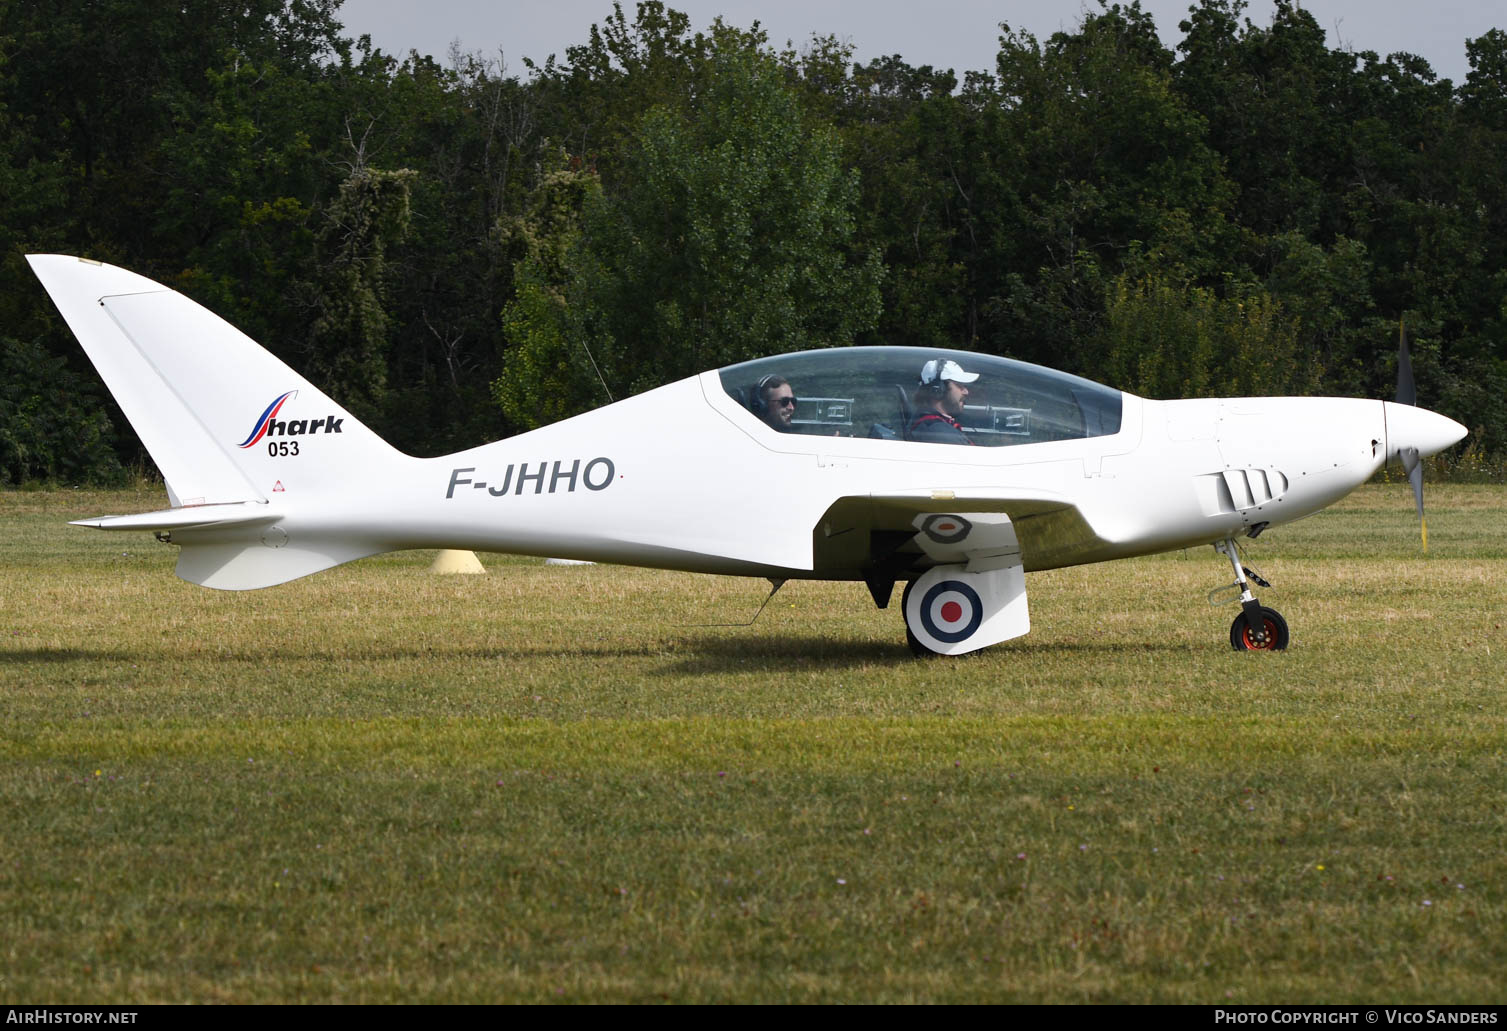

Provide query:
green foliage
left=349, top=47, right=540, bottom=456
left=1094, top=273, right=1319, bottom=398
left=830, top=55, right=971, bottom=349
left=1461, top=28, right=1507, bottom=130
left=972, top=4, right=1237, bottom=367
left=1260, top=233, right=1376, bottom=395
left=497, top=38, right=882, bottom=427
left=303, top=166, right=418, bottom=421
left=0, top=336, right=123, bottom=485
left=493, top=152, right=606, bottom=429
left=581, top=41, right=882, bottom=391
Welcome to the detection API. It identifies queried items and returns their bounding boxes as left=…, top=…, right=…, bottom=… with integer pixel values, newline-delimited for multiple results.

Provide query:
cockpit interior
left=718, top=346, right=1123, bottom=446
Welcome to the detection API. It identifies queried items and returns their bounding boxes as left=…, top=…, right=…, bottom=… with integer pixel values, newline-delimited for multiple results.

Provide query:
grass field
left=2, top=484, right=1504, bottom=1003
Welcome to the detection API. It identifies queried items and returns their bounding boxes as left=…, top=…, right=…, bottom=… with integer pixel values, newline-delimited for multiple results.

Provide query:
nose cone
left=1384, top=402, right=1468, bottom=460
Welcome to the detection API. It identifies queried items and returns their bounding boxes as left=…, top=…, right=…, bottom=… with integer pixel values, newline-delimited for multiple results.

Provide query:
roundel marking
left=919, top=580, right=984, bottom=644
left=920, top=513, right=972, bottom=545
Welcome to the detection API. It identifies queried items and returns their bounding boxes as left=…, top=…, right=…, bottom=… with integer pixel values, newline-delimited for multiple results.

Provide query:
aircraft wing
left=814, top=489, right=1110, bottom=577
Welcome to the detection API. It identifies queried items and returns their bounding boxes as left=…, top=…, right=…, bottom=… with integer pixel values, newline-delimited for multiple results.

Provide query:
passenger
left=909, top=359, right=978, bottom=444
left=753, top=374, right=798, bottom=432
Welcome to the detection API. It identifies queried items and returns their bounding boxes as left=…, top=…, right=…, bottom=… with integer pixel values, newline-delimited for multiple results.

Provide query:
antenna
left=578, top=336, right=614, bottom=404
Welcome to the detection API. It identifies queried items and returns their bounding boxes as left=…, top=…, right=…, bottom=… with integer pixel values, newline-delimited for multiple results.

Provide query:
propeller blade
left=1400, top=446, right=1427, bottom=551
left=1394, top=321, right=1425, bottom=550
left=1395, top=319, right=1416, bottom=406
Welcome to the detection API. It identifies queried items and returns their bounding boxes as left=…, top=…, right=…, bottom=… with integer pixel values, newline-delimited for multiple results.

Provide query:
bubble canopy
left=718, top=346, right=1123, bottom=446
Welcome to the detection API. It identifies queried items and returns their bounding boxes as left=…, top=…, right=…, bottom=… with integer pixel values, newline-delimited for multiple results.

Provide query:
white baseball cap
left=919, top=358, right=980, bottom=386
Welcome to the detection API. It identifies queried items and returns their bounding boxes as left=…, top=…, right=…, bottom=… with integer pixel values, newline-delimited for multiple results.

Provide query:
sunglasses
left=771, top=396, right=797, bottom=407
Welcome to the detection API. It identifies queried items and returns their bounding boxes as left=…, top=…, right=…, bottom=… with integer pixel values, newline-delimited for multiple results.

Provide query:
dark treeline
left=3, top=0, right=1504, bottom=484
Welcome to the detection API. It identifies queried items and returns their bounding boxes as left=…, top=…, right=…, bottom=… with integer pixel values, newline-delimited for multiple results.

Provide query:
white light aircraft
left=29, top=255, right=1467, bottom=655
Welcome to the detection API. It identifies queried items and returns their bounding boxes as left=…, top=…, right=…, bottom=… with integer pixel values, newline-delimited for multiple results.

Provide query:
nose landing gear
left=1215, top=538, right=1289, bottom=651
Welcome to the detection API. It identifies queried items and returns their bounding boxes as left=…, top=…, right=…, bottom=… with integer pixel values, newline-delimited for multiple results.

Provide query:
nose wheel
left=1230, top=605, right=1289, bottom=651
left=1215, top=538, right=1289, bottom=651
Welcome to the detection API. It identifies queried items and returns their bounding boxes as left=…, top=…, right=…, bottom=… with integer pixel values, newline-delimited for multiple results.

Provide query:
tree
left=830, top=53, right=977, bottom=349
left=529, top=1, right=712, bottom=187
left=496, top=36, right=882, bottom=425
left=1175, top=0, right=1359, bottom=241
left=344, top=47, right=537, bottom=454
left=1093, top=273, right=1318, bottom=399
left=0, top=334, right=124, bottom=485
left=972, top=3, right=1236, bottom=369
left=302, top=164, right=418, bottom=422
left=0, top=0, right=351, bottom=479
left=493, top=150, right=605, bottom=429
left=0, top=0, right=347, bottom=257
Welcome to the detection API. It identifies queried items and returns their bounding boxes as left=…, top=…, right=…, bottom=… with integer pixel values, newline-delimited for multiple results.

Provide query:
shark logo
left=239, top=391, right=297, bottom=448
left=237, top=392, right=344, bottom=449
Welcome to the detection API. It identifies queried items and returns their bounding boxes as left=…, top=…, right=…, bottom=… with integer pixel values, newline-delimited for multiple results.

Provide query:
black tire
left=1230, top=607, right=1290, bottom=651
left=900, top=580, right=941, bottom=658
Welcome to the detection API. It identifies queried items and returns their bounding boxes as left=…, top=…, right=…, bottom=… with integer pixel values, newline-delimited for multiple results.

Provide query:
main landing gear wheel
left=1230, top=606, right=1289, bottom=651
left=899, top=559, right=1029, bottom=657
left=899, top=580, right=938, bottom=658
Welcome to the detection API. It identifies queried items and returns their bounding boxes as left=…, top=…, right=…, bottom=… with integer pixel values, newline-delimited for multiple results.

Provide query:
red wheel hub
left=1241, top=618, right=1277, bottom=649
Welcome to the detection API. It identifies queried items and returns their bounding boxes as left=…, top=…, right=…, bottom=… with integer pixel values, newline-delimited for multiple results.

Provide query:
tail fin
left=27, top=255, right=402, bottom=506
left=28, top=255, right=406, bottom=589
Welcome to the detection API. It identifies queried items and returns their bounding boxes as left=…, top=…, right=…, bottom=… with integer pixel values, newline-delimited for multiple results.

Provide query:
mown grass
left=1, top=485, right=1503, bottom=1002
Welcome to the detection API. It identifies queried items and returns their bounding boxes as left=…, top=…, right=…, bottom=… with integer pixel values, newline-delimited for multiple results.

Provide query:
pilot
left=753, top=374, right=798, bottom=432
left=909, top=358, right=978, bottom=444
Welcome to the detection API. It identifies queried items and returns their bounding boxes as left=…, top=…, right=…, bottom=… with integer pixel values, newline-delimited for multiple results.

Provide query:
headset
left=918, top=360, right=948, bottom=398
left=750, top=373, right=789, bottom=416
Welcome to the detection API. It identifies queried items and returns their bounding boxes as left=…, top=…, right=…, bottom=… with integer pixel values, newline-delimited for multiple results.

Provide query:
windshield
left=718, top=346, right=1122, bottom=446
